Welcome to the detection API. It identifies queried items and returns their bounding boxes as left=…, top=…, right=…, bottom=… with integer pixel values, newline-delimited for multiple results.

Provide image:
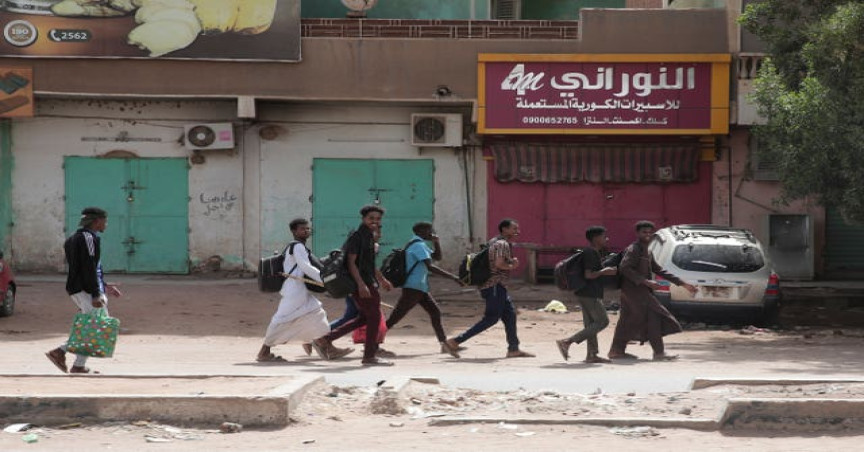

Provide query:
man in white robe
left=257, top=218, right=351, bottom=362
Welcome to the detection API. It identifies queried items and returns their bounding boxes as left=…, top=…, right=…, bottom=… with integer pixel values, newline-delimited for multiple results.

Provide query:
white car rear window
left=672, top=244, right=765, bottom=273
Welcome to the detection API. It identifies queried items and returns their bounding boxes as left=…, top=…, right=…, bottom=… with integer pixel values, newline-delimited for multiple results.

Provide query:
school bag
left=554, top=249, right=586, bottom=291
left=319, top=231, right=363, bottom=298
left=379, top=238, right=424, bottom=288
left=458, top=246, right=491, bottom=287
left=285, top=241, right=327, bottom=293
left=258, top=245, right=289, bottom=293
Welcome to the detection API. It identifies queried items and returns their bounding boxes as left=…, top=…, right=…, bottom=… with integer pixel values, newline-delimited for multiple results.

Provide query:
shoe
left=301, top=343, right=313, bottom=356
left=584, top=355, right=612, bottom=364
left=376, top=348, right=397, bottom=358
left=653, top=353, right=679, bottom=361
left=608, top=352, right=639, bottom=360
left=329, top=346, right=355, bottom=360
left=361, top=358, right=394, bottom=367
left=45, top=348, right=68, bottom=373
left=506, top=350, right=535, bottom=358
left=555, top=339, right=571, bottom=361
left=69, top=366, right=98, bottom=374
left=311, top=339, right=331, bottom=360
left=440, top=343, right=467, bottom=354
left=440, top=341, right=461, bottom=359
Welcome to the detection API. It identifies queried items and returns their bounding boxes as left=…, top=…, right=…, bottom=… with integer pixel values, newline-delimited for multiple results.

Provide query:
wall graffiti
left=199, top=191, right=238, bottom=217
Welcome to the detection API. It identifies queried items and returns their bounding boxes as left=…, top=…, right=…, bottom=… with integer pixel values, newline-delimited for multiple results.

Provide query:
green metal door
left=312, top=159, right=435, bottom=261
left=825, top=207, right=864, bottom=278
left=64, top=157, right=189, bottom=273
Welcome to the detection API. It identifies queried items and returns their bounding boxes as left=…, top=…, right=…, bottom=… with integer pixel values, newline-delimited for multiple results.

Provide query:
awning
left=489, top=142, right=702, bottom=184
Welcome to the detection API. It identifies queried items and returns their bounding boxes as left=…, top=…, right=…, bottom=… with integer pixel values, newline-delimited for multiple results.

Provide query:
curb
left=0, top=375, right=323, bottom=427
left=691, top=377, right=864, bottom=390
left=721, top=398, right=864, bottom=431
left=428, top=416, right=720, bottom=431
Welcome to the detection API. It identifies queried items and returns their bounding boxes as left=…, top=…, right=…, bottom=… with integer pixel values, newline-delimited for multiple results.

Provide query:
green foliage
left=741, top=1, right=864, bottom=223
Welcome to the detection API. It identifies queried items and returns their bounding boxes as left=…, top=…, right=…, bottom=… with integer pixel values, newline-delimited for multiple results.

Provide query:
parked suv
left=0, top=250, right=15, bottom=317
left=649, top=225, right=780, bottom=324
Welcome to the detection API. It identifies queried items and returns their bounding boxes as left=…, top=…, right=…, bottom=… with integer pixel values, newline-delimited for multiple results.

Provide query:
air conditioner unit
left=183, top=123, right=235, bottom=151
left=410, top=113, right=463, bottom=147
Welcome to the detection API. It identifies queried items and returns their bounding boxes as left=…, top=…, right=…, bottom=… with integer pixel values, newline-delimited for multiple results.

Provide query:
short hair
left=413, top=221, right=433, bottom=234
left=586, top=226, right=606, bottom=242
left=498, top=218, right=517, bottom=233
left=289, top=218, right=308, bottom=232
left=635, top=220, right=656, bottom=231
left=360, top=205, right=385, bottom=217
left=79, top=207, right=107, bottom=228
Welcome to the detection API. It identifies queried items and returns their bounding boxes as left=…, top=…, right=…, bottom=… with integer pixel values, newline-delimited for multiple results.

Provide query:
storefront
left=477, top=53, right=730, bottom=279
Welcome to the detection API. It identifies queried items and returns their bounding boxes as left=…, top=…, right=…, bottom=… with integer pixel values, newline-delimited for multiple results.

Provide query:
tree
left=740, top=1, right=864, bottom=223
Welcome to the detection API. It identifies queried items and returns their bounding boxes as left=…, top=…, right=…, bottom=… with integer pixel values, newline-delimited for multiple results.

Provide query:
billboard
left=0, top=67, right=33, bottom=117
left=0, top=0, right=300, bottom=62
left=478, top=54, right=731, bottom=135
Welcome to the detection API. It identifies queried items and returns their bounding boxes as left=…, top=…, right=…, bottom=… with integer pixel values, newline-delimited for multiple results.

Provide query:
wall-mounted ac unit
left=410, top=113, right=463, bottom=147
left=183, top=123, right=235, bottom=151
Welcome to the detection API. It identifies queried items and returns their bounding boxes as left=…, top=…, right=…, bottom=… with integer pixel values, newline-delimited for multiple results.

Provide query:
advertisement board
left=0, top=67, right=33, bottom=117
left=0, top=0, right=300, bottom=62
left=478, top=54, right=731, bottom=135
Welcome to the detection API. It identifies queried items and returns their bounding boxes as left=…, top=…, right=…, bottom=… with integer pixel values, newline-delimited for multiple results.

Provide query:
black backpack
left=258, top=245, right=289, bottom=293
left=286, top=242, right=327, bottom=294
left=554, top=250, right=586, bottom=291
left=319, top=233, right=359, bottom=298
left=458, top=246, right=492, bottom=287
left=380, top=238, right=424, bottom=288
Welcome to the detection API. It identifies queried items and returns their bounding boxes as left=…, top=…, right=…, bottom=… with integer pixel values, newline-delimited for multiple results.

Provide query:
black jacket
left=64, top=228, right=101, bottom=297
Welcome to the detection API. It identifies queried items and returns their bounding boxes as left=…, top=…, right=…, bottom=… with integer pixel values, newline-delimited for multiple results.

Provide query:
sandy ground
left=1, top=275, right=863, bottom=450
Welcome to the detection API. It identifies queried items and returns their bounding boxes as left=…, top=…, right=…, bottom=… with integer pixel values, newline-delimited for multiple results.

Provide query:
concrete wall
left=712, top=128, right=824, bottom=279
left=8, top=99, right=241, bottom=271
left=302, top=0, right=490, bottom=20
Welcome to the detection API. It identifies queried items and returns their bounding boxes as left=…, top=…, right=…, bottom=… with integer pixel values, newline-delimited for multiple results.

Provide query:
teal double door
left=64, top=157, right=189, bottom=273
left=312, top=159, right=435, bottom=261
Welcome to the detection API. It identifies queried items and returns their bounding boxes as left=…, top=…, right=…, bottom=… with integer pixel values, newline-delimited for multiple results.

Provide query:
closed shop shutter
left=825, top=208, right=864, bottom=278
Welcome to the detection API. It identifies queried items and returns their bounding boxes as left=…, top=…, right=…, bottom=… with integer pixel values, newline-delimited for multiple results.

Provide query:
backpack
left=379, top=238, right=424, bottom=288
left=601, top=251, right=625, bottom=290
left=258, top=245, right=290, bottom=293
left=554, top=249, right=586, bottom=291
left=458, top=246, right=492, bottom=287
left=319, top=232, right=359, bottom=298
left=286, top=242, right=327, bottom=294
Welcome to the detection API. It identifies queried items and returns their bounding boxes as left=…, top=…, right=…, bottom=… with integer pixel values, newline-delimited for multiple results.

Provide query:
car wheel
left=0, top=287, right=14, bottom=317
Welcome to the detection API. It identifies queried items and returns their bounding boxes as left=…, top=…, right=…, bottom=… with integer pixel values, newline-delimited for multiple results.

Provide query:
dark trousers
left=329, top=296, right=358, bottom=330
left=455, top=284, right=520, bottom=352
left=386, top=288, right=447, bottom=343
left=324, top=287, right=381, bottom=361
left=567, top=296, right=610, bottom=356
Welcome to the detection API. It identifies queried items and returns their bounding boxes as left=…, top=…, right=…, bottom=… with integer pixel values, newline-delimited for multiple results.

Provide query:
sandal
left=555, top=339, right=571, bottom=361
left=608, top=352, right=639, bottom=360
left=301, top=343, right=313, bottom=356
left=653, top=353, right=679, bottom=361
left=256, top=354, right=287, bottom=363
left=506, top=350, right=535, bottom=358
left=584, top=355, right=612, bottom=364
left=45, top=349, right=68, bottom=374
left=440, top=341, right=461, bottom=359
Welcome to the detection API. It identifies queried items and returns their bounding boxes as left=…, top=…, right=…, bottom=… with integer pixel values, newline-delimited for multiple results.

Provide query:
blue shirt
left=402, top=236, right=432, bottom=293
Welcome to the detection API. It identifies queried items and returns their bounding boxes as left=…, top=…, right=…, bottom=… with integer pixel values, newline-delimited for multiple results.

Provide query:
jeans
left=386, top=288, right=447, bottom=343
left=329, top=296, right=359, bottom=329
left=455, top=284, right=519, bottom=352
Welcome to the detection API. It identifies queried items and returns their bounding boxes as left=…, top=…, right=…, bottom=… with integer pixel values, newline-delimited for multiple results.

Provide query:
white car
left=648, top=225, right=780, bottom=324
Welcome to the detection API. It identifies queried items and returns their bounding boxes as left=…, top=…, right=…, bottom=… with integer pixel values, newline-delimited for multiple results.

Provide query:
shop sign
left=0, top=67, right=33, bottom=117
left=478, top=54, right=730, bottom=135
left=0, top=0, right=300, bottom=62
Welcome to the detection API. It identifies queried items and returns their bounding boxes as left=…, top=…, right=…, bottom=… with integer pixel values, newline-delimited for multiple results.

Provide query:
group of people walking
left=47, top=205, right=696, bottom=373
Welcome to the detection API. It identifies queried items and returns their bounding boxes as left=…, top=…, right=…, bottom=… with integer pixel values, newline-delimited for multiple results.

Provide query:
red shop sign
left=478, top=54, right=730, bottom=135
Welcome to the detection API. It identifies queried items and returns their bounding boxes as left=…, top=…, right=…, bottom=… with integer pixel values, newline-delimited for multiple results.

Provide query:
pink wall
left=487, top=161, right=713, bottom=277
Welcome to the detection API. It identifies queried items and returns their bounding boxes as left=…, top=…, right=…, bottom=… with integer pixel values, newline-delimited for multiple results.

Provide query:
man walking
left=555, top=226, right=618, bottom=363
left=257, top=218, right=350, bottom=362
left=312, top=205, right=395, bottom=366
left=385, top=222, right=463, bottom=357
left=45, top=207, right=122, bottom=374
left=444, top=219, right=534, bottom=358
left=608, top=221, right=697, bottom=361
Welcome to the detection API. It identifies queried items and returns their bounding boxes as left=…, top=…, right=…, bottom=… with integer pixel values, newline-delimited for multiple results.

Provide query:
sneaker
left=361, top=358, right=394, bottom=367
left=376, top=348, right=397, bottom=358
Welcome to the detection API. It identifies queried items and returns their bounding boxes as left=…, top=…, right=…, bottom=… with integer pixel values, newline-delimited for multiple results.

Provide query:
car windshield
left=672, top=244, right=765, bottom=273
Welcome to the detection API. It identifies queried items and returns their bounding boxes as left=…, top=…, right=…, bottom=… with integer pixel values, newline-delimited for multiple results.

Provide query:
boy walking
left=555, top=226, right=618, bottom=363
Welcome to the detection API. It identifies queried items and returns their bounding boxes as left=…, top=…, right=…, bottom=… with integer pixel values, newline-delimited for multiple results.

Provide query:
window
left=492, top=0, right=521, bottom=19
left=750, top=136, right=780, bottom=181
left=672, top=244, right=765, bottom=273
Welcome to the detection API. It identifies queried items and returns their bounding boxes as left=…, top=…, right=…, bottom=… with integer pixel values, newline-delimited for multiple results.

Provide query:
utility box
left=765, top=214, right=814, bottom=280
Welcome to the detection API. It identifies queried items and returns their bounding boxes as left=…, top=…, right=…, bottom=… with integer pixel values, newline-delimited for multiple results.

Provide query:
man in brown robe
left=609, top=221, right=697, bottom=361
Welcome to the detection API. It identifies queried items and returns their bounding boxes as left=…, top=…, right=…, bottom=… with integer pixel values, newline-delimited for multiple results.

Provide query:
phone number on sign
left=521, top=116, right=580, bottom=125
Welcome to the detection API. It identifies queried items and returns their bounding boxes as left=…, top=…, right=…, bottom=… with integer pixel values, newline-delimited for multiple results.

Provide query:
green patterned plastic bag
left=66, top=308, right=120, bottom=358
